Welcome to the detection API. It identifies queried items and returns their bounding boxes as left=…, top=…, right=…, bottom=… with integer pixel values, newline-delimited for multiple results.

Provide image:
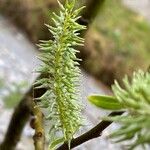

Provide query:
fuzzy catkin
left=105, top=70, right=150, bottom=150
left=35, top=0, right=86, bottom=148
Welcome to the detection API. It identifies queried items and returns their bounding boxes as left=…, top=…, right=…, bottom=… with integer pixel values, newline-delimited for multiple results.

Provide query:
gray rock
left=123, top=0, right=150, bottom=21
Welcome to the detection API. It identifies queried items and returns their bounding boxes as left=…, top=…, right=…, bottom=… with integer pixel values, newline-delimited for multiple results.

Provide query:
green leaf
left=88, top=95, right=123, bottom=110
left=49, top=137, right=65, bottom=150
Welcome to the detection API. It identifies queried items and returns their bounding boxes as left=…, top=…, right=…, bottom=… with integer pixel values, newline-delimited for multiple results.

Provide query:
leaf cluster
left=89, top=70, right=150, bottom=149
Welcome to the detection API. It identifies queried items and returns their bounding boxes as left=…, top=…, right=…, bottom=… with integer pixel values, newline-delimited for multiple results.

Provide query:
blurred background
left=0, top=0, right=150, bottom=149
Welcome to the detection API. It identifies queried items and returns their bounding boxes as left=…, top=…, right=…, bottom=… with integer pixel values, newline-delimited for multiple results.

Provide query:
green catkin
left=35, top=0, right=86, bottom=149
left=105, top=70, right=150, bottom=150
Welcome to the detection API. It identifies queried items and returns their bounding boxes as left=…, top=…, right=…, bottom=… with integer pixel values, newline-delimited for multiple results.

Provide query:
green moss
left=100, top=0, right=149, bottom=65
left=83, top=0, right=150, bottom=85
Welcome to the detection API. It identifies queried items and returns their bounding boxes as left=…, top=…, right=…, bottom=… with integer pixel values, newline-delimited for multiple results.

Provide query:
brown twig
left=0, top=92, right=32, bottom=150
left=57, top=111, right=123, bottom=150
left=0, top=82, right=46, bottom=150
left=31, top=102, right=45, bottom=150
left=82, top=0, right=105, bottom=23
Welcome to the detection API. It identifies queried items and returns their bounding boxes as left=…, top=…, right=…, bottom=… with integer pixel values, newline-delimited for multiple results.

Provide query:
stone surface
left=123, top=0, right=150, bottom=21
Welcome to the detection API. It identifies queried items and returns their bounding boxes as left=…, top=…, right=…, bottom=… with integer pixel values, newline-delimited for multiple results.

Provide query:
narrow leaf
left=88, top=95, right=123, bottom=110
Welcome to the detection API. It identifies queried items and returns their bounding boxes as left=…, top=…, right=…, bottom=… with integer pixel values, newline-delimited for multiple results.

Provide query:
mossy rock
left=81, top=0, right=150, bottom=85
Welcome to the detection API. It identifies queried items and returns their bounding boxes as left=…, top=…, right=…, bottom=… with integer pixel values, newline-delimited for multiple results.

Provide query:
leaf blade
left=88, top=95, right=123, bottom=110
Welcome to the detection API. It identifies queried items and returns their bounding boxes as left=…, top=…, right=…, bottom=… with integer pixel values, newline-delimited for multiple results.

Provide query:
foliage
left=89, top=70, right=150, bottom=149
left=35, top=0, right=85, bottom=149
left=88, top=95, right=123, bottom=110
left=0, top=78, right=4, bottom=89
left=0, top=80, right=28, bottom=108
left=3, top=82, right=28, bottom=108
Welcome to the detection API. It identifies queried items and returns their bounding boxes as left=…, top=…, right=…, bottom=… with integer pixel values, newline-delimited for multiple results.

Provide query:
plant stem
left=57, top=111, right=123, bottom=150
left=0, top=91, right=32, bottom=150
left=86, top=0, right=105, bottom=20
left=79, top=0, right=105, bottom=27
left=0, top=83, right=46, bottom=150
left=31, top=102, right=45, bottom=150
